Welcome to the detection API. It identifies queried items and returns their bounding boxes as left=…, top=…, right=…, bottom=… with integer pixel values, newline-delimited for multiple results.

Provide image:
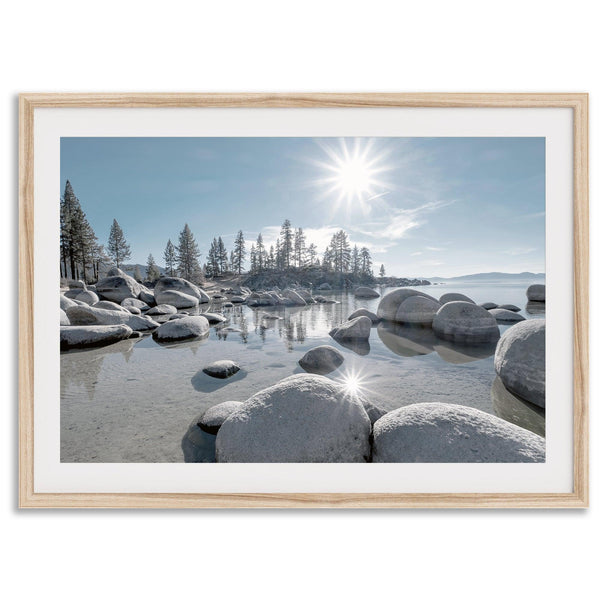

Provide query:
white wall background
left=1, top=1, right=597, bottom=598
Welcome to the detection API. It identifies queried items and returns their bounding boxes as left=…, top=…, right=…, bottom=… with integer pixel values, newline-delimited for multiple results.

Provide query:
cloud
left=410, top=251, right=423, bottom=256
left=425, top=246, right=444, bottom=251
left=501, top=247, right=537, bottom=256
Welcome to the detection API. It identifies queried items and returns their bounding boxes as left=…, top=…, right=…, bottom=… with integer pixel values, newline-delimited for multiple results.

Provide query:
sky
left=60, top=136, right=545, bottom=278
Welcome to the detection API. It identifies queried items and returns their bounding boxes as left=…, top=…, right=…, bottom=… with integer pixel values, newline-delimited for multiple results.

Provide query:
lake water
left=61, top=280, right=545, bottom=462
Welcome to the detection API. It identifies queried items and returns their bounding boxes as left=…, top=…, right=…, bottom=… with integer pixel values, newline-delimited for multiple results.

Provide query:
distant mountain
left=426, top=271, right=545, bottom=283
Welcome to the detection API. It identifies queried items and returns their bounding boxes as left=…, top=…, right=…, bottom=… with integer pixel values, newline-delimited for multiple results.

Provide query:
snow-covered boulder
left=60, top=324, right=132, bottom=350
left=372, top=403, right=545, bottom=462
left=215, top=374, right=371, bottom=462
left=152, top=315, right=210, bottom=342
left=432, top=301, right=500, bottom=344
left=298, top=345, right=344, bottom=375
left=494, top=319, right=545, bottom=407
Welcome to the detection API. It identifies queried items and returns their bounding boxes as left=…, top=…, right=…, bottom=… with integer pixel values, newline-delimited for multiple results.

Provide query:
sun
left=312, top=138, right=392, bottom=214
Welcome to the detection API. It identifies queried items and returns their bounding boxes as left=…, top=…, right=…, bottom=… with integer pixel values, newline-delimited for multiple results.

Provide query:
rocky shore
left=61, top=270, right=546, bottom=463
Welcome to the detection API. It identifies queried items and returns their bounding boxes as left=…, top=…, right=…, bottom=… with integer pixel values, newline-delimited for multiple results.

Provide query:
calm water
left=61, top=280, right=545, bottom=462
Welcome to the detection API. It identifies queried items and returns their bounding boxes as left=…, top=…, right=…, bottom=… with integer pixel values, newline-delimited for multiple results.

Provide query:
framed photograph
left=19, top=93, right=588, bottom=508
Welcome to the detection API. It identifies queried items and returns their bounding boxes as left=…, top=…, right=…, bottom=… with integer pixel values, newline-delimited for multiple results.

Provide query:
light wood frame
left=19, top=93, right=589, bottom=508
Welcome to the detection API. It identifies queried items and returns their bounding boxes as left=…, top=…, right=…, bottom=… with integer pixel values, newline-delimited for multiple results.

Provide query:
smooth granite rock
left=146, top=304, right=177, bottom=316
left=526, top=284, right=546, bottom=302
left=121, top=297, right=150, bottom=312
left=152, top=315, right=210, bottom=342
left=395, top=296, right=441, bottom=326
left=372, top=403, right=545, bottom=462
left=298, top=345, right=344, bottom=375
left=202, top=360, right=241, bottom=379
left=66, top=304, right=159, bottom=331
left=439, top=292, right=475, bottom=305
left=330, top=316, right=372, bottom=342
left=432, top=301, right=500, bottom=344
left=154, top=277, right=210, bottom=304
left=198, top=401, right=243, bottom=434
left=348, top=308, right=380, bottom=323
left=479, top=302, right=499, bottom=310
left=60, top=324, right=133, bottom=350
left=95, top=267, right=142, bottom=302
left=488, top=308, right=526, bottom=323
left=74, top=290, right=99, bottom=305
left=377, top=288, right=436, bottom=322
left=354, top=286, right=380, bottom=298
left=60, top=308, right=70, bottom=326
left=497, top=304, right=521, bottom=312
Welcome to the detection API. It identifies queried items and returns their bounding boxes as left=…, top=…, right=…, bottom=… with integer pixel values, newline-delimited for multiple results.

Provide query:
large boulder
left=60, top=294, right=79, bottom=311
left=95, top=267, right=142, bottom=302
left=283, top=290, right=307, bottom=306
left=138, top=288, right=156, bottom=306
left=439, top=292, right=475, bottom=305
left=348, top=308, right=380, bottom=323
left=377, top=288, right=436, bottom=322
left=200, top=312, right=227, bottom=324
left=526, top=284, right=546, bottom=302
left=198, top=401, right=243, bottom=434
left=152, top=315, right=210, bottom=342
left=395, top=296, right=441, bottom=326
left=372, top=403, right=545, bottom=462
left=121, top=297, right=150, bottom=312
left=93, top=300, right=130, bottom=312
left=355, top=286, right=380, bottom=299
left=155, top=289, right=199, bottom=308
left=202, top=360, right=240, bottom=379
left=154, top=277, right=209, bottom=304
left=74, top=290, right=99, bottom=305
left=215, top=374, right=372, bottom=462
left=60, top=324, right=133, bottom=350
left=60, top=308, right=70, bottom=326
left=432, top=301, right=500, bottom=344
left=298, top=345, right=344, bottom=375
left=146, top=304, right=177, bottom=316
left=488, top=308, right=526, bottom=323
left=329, top=316, right=371, bottom=342
left=66, top=304, right=159, bottom=332
left=494, top=319, right=545, bottom=407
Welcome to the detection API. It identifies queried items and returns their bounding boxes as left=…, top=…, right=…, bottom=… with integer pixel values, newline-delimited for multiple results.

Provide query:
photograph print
left=59, top=136, right=546, bottom=464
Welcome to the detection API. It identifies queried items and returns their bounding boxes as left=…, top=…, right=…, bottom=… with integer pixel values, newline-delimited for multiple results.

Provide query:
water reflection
left=377, top=322, right=436, bottom=357
left=491, top=376, right=545, bottom=436
left=433, top=340, right=496, bottom=365
left=526, top=301, right=546, bottom=315
left=181, top=419, right=217, bottom=462
left=332, top=338, right=371, bottom=356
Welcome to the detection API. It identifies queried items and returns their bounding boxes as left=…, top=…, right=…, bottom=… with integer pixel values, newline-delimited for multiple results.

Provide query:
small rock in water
left=432, top=301, right=500, bottom=344
left=348, top=308, right=380, bottom=323
left=298, top=345, right=344, bottom=375
left=488, top=308, right=526, bottom=323
left=479, top=302, right=498, bottom=310
left=198, top=401, right=243, bottom=434
left=526, top=284, right=545, bottom=302
left=497, top=304, right=521, bottom=312
left=329, top=316, right=372, bottom=342
left=147, top=304, right=177, bottom=315
left=153, top=315, right=210, bottom=342
left=60, top=324, right=133, bottom=350
left=354, top=286, right=380, bottom=299
left=202, top=360, right=241, bottom=379
left=200, top=312, right=228, bottom=324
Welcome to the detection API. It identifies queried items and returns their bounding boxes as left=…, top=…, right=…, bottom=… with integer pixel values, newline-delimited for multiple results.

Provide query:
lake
left=61, top=280, right=545, bottom=462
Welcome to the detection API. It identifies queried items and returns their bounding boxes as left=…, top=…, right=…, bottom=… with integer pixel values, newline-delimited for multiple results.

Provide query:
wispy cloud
left=501, top=247, right=537, bottom=256
left=520, top=211, right=545, bottom=220
left=410, top=251, right=423, bottom=256
left=426, top=246, right=444, bottom=251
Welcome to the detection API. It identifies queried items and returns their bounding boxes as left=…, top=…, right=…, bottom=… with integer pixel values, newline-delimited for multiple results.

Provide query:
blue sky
left=60, top=137, right=545, bottom=278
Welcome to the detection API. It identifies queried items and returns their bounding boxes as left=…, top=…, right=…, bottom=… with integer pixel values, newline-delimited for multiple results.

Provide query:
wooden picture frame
left=19, top=93, right=589, bottom=508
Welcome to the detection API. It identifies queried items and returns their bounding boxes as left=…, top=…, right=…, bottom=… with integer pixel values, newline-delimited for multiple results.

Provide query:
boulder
left=138, top=288, right=156, bottom=306
left=488, top=308, right=526, bottom=323
left=360, top=398, right=387, bottom=426
left=348, top=308, right=380, bottom=323
left=432, top=301, right=500, bottom=344
left=230, top=296, right=246, bottom=303
left=154, top=289, right=199, bottom=309
left=439, top=292, right=475, bottom=305
left=126, top=306, right=141, bottom=315
left=526, top=284, right=546, bottom=302
left=283, top=290, right=307, bottom=306
left=60, top=308, right=70, bottom=326
left=298, top=345, right=344, bottom=375
left=74, top=290, right=99, bottom=305
left=181, top=421, right=217, bottom=462
left=223, top=302, right=234, bottom=308
left=314, top=295, right=337, bottom=304
left=95, top=267, right=142, bottom=302
left=146, top=304, right=177, bottom=316
left=395, top=296, right=441, bottom=326
left=121, top=297, right=150, bottom=312
left=479, top=302, right=498, bottom=310
left=93, top=300, right=130, bottom=312
left=60, top=294, right=78, bottom=311
left=330, top=316, right=372, bottom=342
left=497, top=304, right=521, bottom=312
left=200, top=312, right=228, bottom=324
left=202, top=360, right=241, bottom=379
left=152, top=315, right=210, bottom=342
left=372, top=403, right=545, bottom=462
left=355, top=286, right=380, bottom=299
left=67, top=279, right=86, bottom=289
left=60, top=324, right=133, bottom=350
left=491, top=376, right=545, bottom=437
left=66, top=304, right=159, bottom=332
left=215, top=374, right=372, bottom=462
left=198, top=401, right=244, bottom=434
left=377, top=288, right=436, bottom=322
left=494, top=319, right=545, bottom=407
left=154, top=276, right=210, bottom=304
left=317, top=283, right=332, bottom=291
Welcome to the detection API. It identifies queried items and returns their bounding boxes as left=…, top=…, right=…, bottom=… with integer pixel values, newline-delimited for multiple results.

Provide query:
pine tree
left=268, top=245, right=275, bottom=270
left=217, top=237, right=228, bottom=274
left=329, top=230, right=351, bottom=273
left=279, top=219, right=294, bottom=269
left=107, top=219, right=131, bottom=268
left=307, top=243, right=318, bottom=267
left=379, top=264, right=386, bottom=278
left=294, top=228, right=306, bottom=268
left=232, top=230, right=246, bottom=275
left=255, top=233, right=266, bottom=272
left=360, top=246, right=373, bottom=276
left=163, top=239, right=176, bottom=276
left=351, top=245, right=360, bottom=276
left=176, top=223, right=202, bottom=283
left=249, top=244, right=257, bottom=272
left=322, top=245, right=333, bottom=271
left=146, top=253, right=161, bottom=281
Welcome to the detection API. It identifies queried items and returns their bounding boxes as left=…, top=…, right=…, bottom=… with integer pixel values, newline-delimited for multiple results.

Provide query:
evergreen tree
left=255, top=233, right=266, bottom=272
left=217, top=237, right=228, bottom=274
left=107, top=219, right=131, bottom=268
left=206, top=238, right=219, bottom=277
left=249, top=244, right=257, bottom=272
left=307, top=243, right=318, bottom=267
left=322, top=245, right=333, bottom=271
left=351, top=245, right=360, bottom=276
left=232, top=230, right=246, bottom=275
left=146, top=253, right=161, bottom=281
left=176, top=223, right=202, bottom=283
left=279, top=219, right=294, bottom=269
left=294, top=228, right=306, bottom=268
left=379, top=264, right=386, bottom=278
left=134, top=265, right=143, bottom=282
left=163, top=239, right=176, bottom=276
left=360, top=246, right=373, bottom=276
left=268, top=245, right=275, bottom=270
left=329, top=230, right=351, bottom=273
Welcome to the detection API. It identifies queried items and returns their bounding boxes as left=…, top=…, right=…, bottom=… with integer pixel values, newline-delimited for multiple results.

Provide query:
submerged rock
left=372, top=403, right=545, bottom=462
left=348, top=308, right=380, bottom=323
left=202, top=360, right=241, bottom=379
left=488, top=308, right=526, bottom=323
left=60, top=324, right=133, bottom=350
left=439, top=292, right=475, bottom=305
left=491, top=376, right=545, bottom=437
left=494, top=319, right=545, bottom=407
left=354, top=286, right=380, bottom=298
left=198, top=401, right=243, bottom=434
left=395, top=296, right=441, bottom=326
left=377, top=288, right=436, bottom=322
left=317, top=283, right=332, bottom=291
left=432, top=301, right=500, bottom=344
left=377, top=322, right=436, bottom=357
left=298, top=345, right=344, bottom=375
left=181, top=421, right=217, bottom=463
left=330, top=316, right=372, bottom=342
left=215, top=374, right=371, bottom=462
left=526, top=284, right=546, bottom=302
left=66, top=304, right=159, bottom=331
left=152, top=315, right=210, bottom=342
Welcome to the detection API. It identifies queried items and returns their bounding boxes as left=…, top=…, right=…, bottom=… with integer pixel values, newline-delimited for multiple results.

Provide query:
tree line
left=60, top=181, right=383, bottom=285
